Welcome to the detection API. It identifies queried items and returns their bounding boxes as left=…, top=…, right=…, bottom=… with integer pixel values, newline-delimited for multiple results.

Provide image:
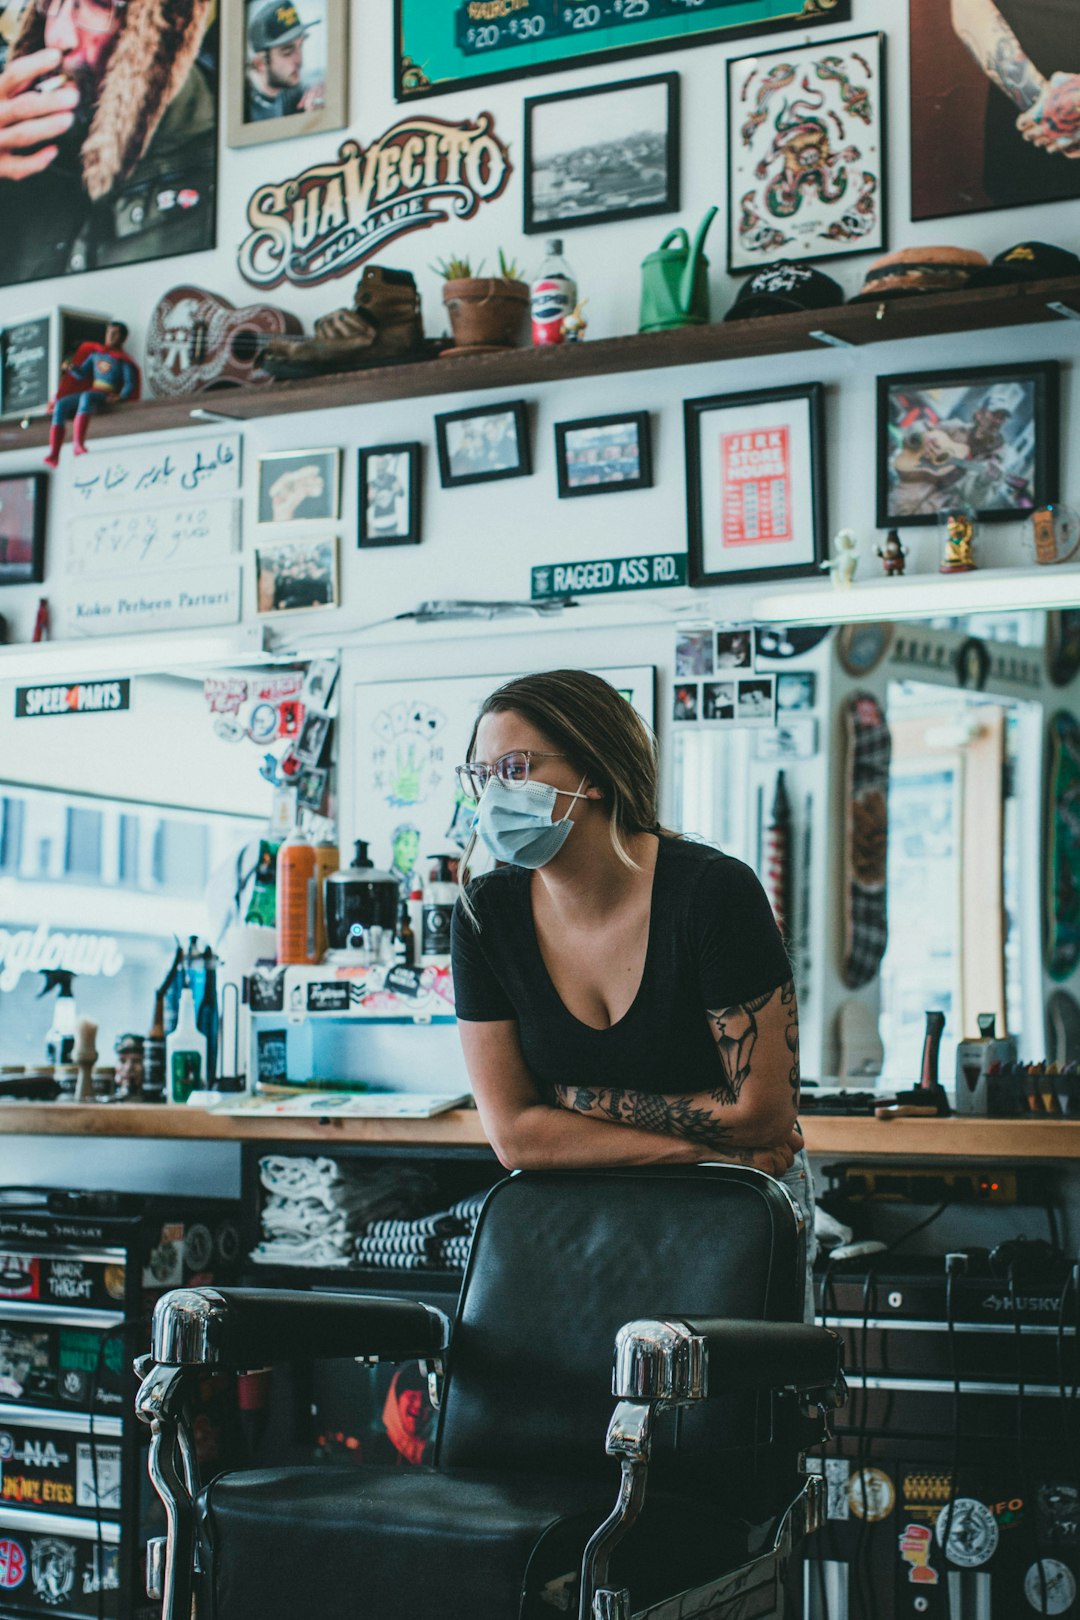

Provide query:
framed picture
left=254, top=535, right=338, bottom=615
left=0, top=2, right=216, bottom=289
left=359, top=443, right=421, bottom=547
left=909, top=0, right=1080, bottom=221
left=227, top=0, right=348, bottom=147
left=524, top=74, right=678, bottom=236
left=876, top=362, right=1059, bottom=527
left=0, top=473, right=46, bottom=585
left=257, top=448, right=341, bottom=525
left=395, top=0, right=849, bottom=101
left=435, top=401, right=530, bottom=488
left=685, top=384, right=827, bottom=589
left=555, top=412, right=652, bottom=498
left=727, top=32, right=886, bottom=274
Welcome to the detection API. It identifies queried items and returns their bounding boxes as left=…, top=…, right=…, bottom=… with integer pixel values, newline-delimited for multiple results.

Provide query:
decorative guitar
left=145, top=286, right=303, bottom=397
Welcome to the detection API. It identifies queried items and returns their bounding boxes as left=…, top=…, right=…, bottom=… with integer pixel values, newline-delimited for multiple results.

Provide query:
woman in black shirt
left=450, top=669, right=806, bottom=1196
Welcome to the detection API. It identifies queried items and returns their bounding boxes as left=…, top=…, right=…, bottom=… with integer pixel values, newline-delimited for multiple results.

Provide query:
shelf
left=753, top=563, right=1080, bottom=626
left=2, top=276, right=1079, bottom=452
left=1, top=1102, right=1078, bottom=1157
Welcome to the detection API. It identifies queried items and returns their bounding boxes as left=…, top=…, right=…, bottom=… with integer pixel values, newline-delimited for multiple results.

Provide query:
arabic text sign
left=66, top=500, right=240, bottom=576
left=66, top=435, right=242, bottom=511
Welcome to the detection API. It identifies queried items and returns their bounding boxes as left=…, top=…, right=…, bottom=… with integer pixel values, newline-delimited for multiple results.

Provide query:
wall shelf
left=0, top=1102, right=1077, bottom=1158
left=753, top=563, right=1080, bottom=626
left=2, top=275, right=1078, bottom=453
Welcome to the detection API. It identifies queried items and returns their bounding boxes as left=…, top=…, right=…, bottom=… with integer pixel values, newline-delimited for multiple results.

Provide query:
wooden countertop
left=0, top=1104, right=1078, bottom=1159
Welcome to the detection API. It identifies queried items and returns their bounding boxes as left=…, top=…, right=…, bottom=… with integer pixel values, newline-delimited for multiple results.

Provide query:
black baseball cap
left=966, top=241, right=1080, bottom=288
left=249, top=1, right=319, bottom=52
left=724, top=261, right=845, bottom=322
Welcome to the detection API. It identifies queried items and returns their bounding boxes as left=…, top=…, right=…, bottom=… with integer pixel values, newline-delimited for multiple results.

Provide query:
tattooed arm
left=950, top=0, right=1046, bottom=110
left=553, top=978, right=801, bottom=1154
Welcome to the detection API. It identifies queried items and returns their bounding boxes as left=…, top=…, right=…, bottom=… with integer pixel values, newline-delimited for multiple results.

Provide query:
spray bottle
left=38, top=970, right=77, bottom=1067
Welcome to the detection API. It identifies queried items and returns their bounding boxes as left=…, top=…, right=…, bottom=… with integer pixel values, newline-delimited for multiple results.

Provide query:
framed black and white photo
left=227, top=0, right=348, bottom=148
left=435, top=401, right=530, bottom=488
left=359, top=443, right=420, bottom=546
left=257, top=448, right=341, bottom=526
left=554, top=412, right=652, bottom=498
left=0, top=472, right=46, bottom=585
left=254, top=535, right=338, bottom=615
left=877, top=362, right=1059, bottom=527
left=726, top=32, right=886, bottom=274
left=686, top=384, right=827, bottom=589
left=524, top=74, right=679, bottom=235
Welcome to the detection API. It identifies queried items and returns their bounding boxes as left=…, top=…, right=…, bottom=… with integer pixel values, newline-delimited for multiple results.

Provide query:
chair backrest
left=435, top=1165, right=804, bottom=1505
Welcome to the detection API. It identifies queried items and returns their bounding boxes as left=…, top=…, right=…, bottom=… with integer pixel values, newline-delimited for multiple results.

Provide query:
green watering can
left=639, top=206, right=717, bottom=333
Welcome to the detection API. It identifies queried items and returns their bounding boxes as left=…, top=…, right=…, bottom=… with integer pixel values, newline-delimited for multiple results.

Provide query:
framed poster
left=877, top=362, right=1059, bottom=527
left=909, top=0, right=1080, bottom=221
left=359, top=443, right=421, bottom=546
left=524, top=73, right=679, bottom=235
left=0, top=0, right=217, bottom=288
left=727, top=32, right=886, bottom=273
left=352, top=665, right=656, bottom=886
left=685, top=384, right=827, bottom=588
left=394, top=0, right=851, bottom=101
left=227, top=0, right=348, bottom=148
left=0, top=473, right=46, bottom=585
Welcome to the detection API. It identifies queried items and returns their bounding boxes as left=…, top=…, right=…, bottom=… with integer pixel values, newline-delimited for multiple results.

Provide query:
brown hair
left=458, top=669, right=671, bottom=913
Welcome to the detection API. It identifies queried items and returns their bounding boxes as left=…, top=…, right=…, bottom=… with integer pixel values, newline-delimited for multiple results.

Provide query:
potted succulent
left=435, top=251, right=530, bottom=353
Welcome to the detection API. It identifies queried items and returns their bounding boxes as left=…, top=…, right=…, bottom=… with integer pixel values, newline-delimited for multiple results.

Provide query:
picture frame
left=358, top=443, right=421, bottom=547
left=227, top=0, right=348, bottom=148
left=395, top=0, right=849, bottom=102
left=876, top=362, right=1059, bottom=527
left=435, top=401, right=530, bottom=489
left=524, top=74, right=679, bottom=236
left=0, top=473, right=46, bottom=586
left=726, top=32, right=886, bottom=274
left=256, top=448, right=341, bottom=526
left=0, top=309, right=110, bottom=420
left=554, top=412, right=652, bottom=499
left=254, top=535, right=339, bottom=615
left=685, top=383, right=827, bottom=589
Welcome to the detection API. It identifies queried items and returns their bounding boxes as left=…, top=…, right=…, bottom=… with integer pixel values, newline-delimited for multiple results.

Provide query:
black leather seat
left=137, top=1166, right=844, bottom=1620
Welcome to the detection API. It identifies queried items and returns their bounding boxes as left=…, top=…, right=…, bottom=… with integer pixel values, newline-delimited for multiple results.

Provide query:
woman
left=450, top=670, right=814, bottom=1304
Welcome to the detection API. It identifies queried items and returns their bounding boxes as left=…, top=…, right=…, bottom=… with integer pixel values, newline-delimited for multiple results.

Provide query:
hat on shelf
left=966, top=241, right=1080, bottom=288
left=723, top=261, right=845, bottom=322
left=249, top=0, right=320, bottom=52
left=849, top=246, right=989, bottom=301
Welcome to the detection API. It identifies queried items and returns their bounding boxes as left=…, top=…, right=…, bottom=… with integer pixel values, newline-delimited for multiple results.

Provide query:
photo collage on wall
left=673, top=626, right=775, bottom=731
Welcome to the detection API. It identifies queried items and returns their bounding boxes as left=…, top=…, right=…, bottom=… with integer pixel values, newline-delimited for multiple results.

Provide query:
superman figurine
left=45, top=322, right=141, bottom=466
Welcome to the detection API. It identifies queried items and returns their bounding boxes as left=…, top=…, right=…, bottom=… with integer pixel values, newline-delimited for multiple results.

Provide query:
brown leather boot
left=263, top=267, right=426, bottom=378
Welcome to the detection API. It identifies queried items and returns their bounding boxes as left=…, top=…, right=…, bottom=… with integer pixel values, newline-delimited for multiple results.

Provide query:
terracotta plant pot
left=442, top=277, right=529, bottom=351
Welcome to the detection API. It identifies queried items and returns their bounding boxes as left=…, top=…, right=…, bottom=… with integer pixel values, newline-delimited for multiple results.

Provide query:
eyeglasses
left=454, top=751, right=567, bottom=803
left=35, top=0, right=126, bottom=34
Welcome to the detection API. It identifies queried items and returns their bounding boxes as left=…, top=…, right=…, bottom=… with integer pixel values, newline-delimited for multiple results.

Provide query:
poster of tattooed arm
left=910, top=0, right=1080, bottom=219
left=725, top=32, right=885, bottom=275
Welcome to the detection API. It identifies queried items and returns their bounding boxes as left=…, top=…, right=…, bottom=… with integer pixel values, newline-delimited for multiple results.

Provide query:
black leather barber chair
left=136, top=1166, right=844, bottom=1620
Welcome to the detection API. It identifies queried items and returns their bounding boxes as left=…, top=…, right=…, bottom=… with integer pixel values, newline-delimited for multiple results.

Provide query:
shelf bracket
left=809, top=330, right=858, bottom=351
left=1046, top=300, right=1080, bottom=322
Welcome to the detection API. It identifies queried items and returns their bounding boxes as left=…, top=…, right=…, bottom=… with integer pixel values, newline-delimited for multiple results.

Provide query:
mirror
left=674, top=609, right=1072, bottom=1087
left=0, top=663, right=300, bottom=1070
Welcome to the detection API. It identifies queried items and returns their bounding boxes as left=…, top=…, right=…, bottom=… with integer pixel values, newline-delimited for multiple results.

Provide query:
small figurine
left=821, top=528, right=860, bottom=589
left=44, top=321, right=141, bottom=466
left=940, top=507, right=977, bottom=574
left=563, top=299, right=589, bottom=343
left=876, top=529, right=909, bottom=576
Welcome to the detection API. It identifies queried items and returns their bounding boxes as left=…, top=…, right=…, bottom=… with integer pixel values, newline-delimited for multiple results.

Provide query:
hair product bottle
left=167, top=979, right=207, bottom=1104
left=276, top=826, right=318, bottom=965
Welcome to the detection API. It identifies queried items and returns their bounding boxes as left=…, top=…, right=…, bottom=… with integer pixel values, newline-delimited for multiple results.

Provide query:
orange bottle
left=275, top=827, right=317, bottom=965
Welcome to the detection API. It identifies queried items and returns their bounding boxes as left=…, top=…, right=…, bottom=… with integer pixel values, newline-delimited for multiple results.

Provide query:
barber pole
left=766, top=770, right=792, bottom=941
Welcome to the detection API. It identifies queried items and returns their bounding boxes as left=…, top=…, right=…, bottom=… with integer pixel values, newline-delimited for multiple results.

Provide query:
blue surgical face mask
left=474, top=775, right=589, bottom=870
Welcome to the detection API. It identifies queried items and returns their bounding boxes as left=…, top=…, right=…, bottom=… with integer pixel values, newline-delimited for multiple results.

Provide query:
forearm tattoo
left=957, top=3, right=1045, bottom=109
left=553, top=981, right=796, bottom=1154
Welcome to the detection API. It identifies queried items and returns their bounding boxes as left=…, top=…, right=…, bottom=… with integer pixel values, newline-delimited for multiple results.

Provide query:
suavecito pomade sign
left=238, top=113, right=511, bottom=289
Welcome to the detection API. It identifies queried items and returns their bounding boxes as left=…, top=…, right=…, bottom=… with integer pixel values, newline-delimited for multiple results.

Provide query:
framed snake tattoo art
left=726, top=32, right=886, bottom=275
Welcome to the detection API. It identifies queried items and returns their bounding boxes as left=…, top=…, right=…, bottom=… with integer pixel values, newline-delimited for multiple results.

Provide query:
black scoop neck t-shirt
left=450, top=836, right=790, bottom=1095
